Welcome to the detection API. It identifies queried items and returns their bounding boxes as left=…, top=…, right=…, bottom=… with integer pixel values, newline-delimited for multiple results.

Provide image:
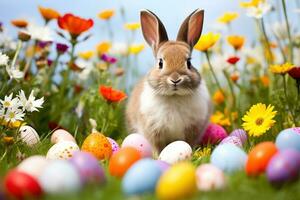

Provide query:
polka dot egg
left=46, top=141, right=79, bottom=160
left=81, top=132, right=112, bottom=160
left=158, top=141, right=192, bottom=165
left=107, top=137, right=119, bottom=154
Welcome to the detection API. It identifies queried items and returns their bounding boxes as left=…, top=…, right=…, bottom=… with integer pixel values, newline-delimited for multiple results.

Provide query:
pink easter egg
left=229, top=129, right=247, bottom=144
left=51, top=129, right=76, bottom=144
left=220, top=136, right=243, bottom=148
left=121, top=133, right=153, bottom=158
left=196, top=164, right=226, bottom=191
left=107, top=137, right=120, bottom=154
left=201, top=123, right=227, bottom=145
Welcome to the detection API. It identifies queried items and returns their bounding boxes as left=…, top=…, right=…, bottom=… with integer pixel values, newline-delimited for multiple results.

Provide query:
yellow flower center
left=9, top=112, right=15, bottom=118
left=4, top=101, right=10, bottom=107
left=255, top=117, right=264, bottom=126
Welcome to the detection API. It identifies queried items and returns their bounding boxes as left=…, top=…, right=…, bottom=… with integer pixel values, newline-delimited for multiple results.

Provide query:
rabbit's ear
left=177, top=9, right=204, bottom=48
left=140, top=9, right=168, bottom=52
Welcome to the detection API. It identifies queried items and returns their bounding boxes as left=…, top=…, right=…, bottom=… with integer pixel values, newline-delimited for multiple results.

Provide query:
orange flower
left=98, top=9, right=115, bottom=20
left=38, top=6, right=60, bottom=22
left=260, top=75, right=270, bottom=87
left=99, top=85, right=127, bottom=103
left=230, top=72, right=240, bottom=83
left=11, top=19, right=28, bottom=28
left=58, top=13, right=93, bottom=37
left=227, top=35, right=245, bottom=50
left=213, top=90, right=225, bottom=105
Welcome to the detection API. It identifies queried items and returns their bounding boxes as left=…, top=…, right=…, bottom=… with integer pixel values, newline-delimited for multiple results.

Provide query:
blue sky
left=0, top=0, right=298, bottom=70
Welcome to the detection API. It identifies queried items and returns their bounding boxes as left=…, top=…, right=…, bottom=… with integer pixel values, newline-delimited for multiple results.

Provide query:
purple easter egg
left=220, top=136, right=243, bottom=148
left=290, top=127, right=300, bottom=134
left=230, top=129, right=248, bottom=145
left=107, top=137, right=120, bottom=154
left=156, top=160, right=170, bottom=172
left=266, top=149, right=300, bottom=185
left=201, top=123, right=227, bottom=145
left=69, top=151, right=105, bottom=184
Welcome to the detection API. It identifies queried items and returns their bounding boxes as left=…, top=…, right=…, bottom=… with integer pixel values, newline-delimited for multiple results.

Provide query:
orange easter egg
left=109, top=147, right=141, bottom=178
left=246, top=142, right=278, bottom=177
left=81, top=132, right=112, bottom=160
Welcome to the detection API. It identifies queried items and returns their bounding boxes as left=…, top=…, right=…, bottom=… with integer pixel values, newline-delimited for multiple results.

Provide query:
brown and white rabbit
left=126, top=9, right=212, bottom=152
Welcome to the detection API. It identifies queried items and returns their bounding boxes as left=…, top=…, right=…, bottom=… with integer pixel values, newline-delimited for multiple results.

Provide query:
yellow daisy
left=240, top=0, right=265, bottom=8
left=98, top=9, right=115, bottom=20
left=218, top=12, right=239, bottom=24
left=269, top=62, right=294, bottom=75
left=242, top=103, right=277, bottom=137
left=128, top=44, right=145, bottom=55
left=78, top=50, right=94, bottom=60
left=194, top=32, right=220, bottom=52
left=96, top=41, right=111, bottom=55
left=124, top=22, right=141, bottom=31
left=210, top=111, right=231, bottom=127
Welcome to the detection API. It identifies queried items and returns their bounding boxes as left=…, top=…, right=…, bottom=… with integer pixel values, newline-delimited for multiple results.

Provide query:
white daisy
left=6, top=65, right=24, bottom=79
left=4, top=108, right=25, bottom=123
left=0, top=52, right=9, bottom=66
left=0, top=93, right=20, bottom=109
left=26, top=23, right=53, bottom=42
left=18, top=90, right=44, bottom=112
left=246, top=2, right=272, bottom=19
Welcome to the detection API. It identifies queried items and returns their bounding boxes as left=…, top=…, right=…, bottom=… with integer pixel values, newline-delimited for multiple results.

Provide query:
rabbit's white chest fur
left=138, top=81, right=210, bottom=143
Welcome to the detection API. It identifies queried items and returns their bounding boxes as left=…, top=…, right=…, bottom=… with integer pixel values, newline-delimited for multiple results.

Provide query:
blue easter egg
left=275, top=129, right=300, bottom=151
left=122, top=159, right=162, bottom=195
left=211, top=144, right=247, bottom=173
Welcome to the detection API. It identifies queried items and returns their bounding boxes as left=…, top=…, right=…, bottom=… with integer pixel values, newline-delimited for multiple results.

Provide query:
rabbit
left=126, top=8, right=212, bottom=153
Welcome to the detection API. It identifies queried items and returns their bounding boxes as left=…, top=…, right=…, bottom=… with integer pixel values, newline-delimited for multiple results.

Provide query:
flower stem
left=282, top=75, right=297, bottom=125
left=11, top=40, right=22, bottom=69
left=260, top=18, right=273, bottom=66
left=223, top=69, right=236, bottom=110
left=281, top=0, right=294, bottom=62
left=205, top=51, right=224, bottom=95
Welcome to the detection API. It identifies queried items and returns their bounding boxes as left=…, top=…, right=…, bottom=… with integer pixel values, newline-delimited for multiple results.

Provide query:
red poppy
left=58, top=13, right=93, bottom=37
left=99, top=85, right=127, bottom=103
left=227, top=56, right=240, bottom=65
left=288, top=66, right=300, bottom=79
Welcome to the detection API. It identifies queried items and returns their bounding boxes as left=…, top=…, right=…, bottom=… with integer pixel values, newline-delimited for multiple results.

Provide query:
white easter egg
left=196, top=164, right=226, bottom=191
left=158, top=141, right=192, bottom=165
left=121, top=133, right=153, bottom=157
left=39, top=160, right=81, bottom=194
left=50, top=129, right=76, bottom=144
left=17, top=156, right=48, bottom=179
left=46, top=141, right=79, bottom=160
left=19, top=125, right=40, bottom=146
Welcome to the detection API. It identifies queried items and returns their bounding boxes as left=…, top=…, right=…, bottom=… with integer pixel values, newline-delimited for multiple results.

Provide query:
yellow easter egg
left=81, top=132, right=112, bottom=160
left=156, top=162, right=197, bottom=200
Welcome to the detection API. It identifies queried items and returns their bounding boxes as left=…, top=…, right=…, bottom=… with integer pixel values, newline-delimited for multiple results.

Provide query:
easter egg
left=39, top=160, right=81, bottom=194
left=156, top=162, right=197, bottom=200
left=109, top=147, right=142, bottom=178
left=201, top=123, right=227, bottom=145
left=196, top=164, right=226, bottom=191
left=229, top=129, right=248, bottom=145
left=81, top=132, right=112, bottom=160
left=266, top=149, right=300, bottom=185
left=121, top=133, right=152, bottom=157
left=51, top=129, right=76, bottom=144
left=211, top=144, right=247, bottom=173
left=46, top=141, right=79, bottom=160
left=4, top=170, right=42, bottom=199
left=17, top=156, right=48, bottom=179
left=107, top=137, right=120, bottom=154
left=156, top=160, right=170, bottom=172
left=69, top=151, right=106, bottom=184
left=158, top=141, right=192, bottom=165
left=275, top=129, right=300, bottom=151
left=19, top=125, right=40, bottom=147
left=122, top=159, right=162, bottom=195
left=290, top=127, right=300, bottom=134
left=246, top=142, right=278, bottom=176
left=220, top=136, right=243, bottom=148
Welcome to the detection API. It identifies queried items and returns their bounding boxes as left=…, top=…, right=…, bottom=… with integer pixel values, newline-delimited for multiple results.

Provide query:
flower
left=128, top=44, right=145, bottom=55
left=0, top=52, right=9, bottom=66
left=242, top=103, right=277, bottom=137
left=6, top=66, right=24, bottom=79
left=194, top=147, right=211, bottom=159
left=245, top=2, right=271, bottom=19
left=38, top=6, right=60, bottom=22
left=194, top=32, right=220, bottom=52
left=4, top=108, right=25, bottom=123
left=26, top=23, right=53, bottom=41
left=0, top=93, right=19, bottom=109
left=58, top=14, right=93, bottom=37
left=240, top=0, right=264, bottom=8
left=97, top=41, right=111, bottom=55
left=227, top=56, right=240, bottom=65
left=213, top=90, right=225, bottom=105
left=11, top=19, right=28, bottom=28
left=269, top=62, right=294, bottom=75
left=230, top=72, right=240, bottom=83
left=210, top=111, right=231, bottom=127
left=99, top=85, right=127, bottom=103
left=18, top=31, right=31, bottom=42
left=100, top=54, right=117, bottom=64
left=260, top=75, right=270, bottom=87
left=217, top=12, right=239, bottom=24
left=56, top=43, right=69, bottom=54
left=227, top=35, right=245, bottom=50
left=18, top=90, right=44, bottom=112
left=98, top=9, right=115, bottom=20
left=288, top=66, right=300, bottom=79
left=124, top=23, right=141, bottom=30
left=79, top=51, right=94, bottom=60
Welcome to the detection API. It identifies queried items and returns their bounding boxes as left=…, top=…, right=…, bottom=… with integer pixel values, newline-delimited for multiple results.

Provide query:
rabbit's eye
left=186, top=58, right=192, bottom=69
left=158, top=59, right=163, bottom=69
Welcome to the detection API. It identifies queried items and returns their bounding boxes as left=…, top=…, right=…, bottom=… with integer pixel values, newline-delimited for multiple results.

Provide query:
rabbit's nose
left=170, top=78, right=182, bottom=85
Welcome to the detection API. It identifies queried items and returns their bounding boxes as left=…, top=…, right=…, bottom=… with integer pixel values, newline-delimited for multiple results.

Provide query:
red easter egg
left=201, top=123, right=227, bottom=145
left=4, top=170, right=42, bottom=199
left=109, top=147, right=141, bottom=178
left=246, top=142, right=278, bottom=177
